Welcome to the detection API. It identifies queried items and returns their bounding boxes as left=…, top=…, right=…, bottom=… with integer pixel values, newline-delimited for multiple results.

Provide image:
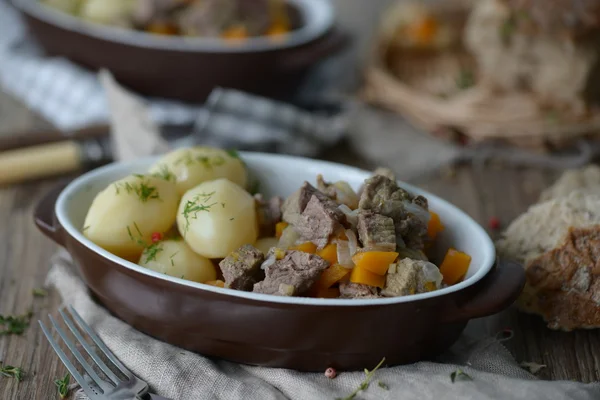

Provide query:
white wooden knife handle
left=0, top=141, right=82, bottom=186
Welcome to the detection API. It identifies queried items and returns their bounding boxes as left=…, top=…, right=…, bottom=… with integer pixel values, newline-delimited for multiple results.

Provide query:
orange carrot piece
left=316, top=264, right=351, bottom=289
left=222, top=25, right=248, bottom=40
left=350, top=265, right=386, bottom=288
left=440, top=248, right=472, bottom=285
left=352, top=251, right=399, bottom=276
left=206, top=280, right=225, bottom=288
left=290, top=242, right=317, bottom=254
left=427, top=211, right=444, bottom=239
left=275, top=222, right=289, bottom=238
left=317, top=243, right=338, bottom=265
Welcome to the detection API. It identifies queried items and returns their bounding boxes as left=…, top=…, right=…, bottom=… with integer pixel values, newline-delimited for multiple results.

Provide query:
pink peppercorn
left=151, top=232, right=163, bottom=243
left=489, top=217, right=500, bottom=230
left=325, top=367, right=337, bottom=379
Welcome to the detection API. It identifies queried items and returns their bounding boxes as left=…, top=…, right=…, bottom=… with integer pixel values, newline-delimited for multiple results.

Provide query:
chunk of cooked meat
left=381, top=258, right=442, bottom=297
left=255, top=194, right=283, bottom=237
left=356, top=211, right=396, bottom=251
left=282, top=182, right=333, bottom=226
left=518, top=227, right=600, bottom=330
left=132, top=0, right=183, bottom=26
left=253, top=251, right=329, bottom=296
left=359, top=175, right=429, bottom=250
left=373, top=167, right=396, bottom=181
left=317, top=175, right=360, bottom=210
left=294, top=195, right=345, bottom=249
left=176, top=0, right=237, bottom=37
left=339, top=282, right=380, bottom=299
left=219, top=244, right=265, bottom=291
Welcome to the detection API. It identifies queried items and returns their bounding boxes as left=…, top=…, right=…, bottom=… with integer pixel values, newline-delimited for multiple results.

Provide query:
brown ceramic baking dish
left=11, top=0, right=348, bottom=102
left=34, top=153, right=524, bottom=371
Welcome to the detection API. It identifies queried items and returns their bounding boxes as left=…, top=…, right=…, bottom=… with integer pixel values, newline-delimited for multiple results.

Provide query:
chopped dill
left=115, top=176, right=160, bottom=202
left=226, top=149, right=240, bottom=159
left=182, top=191, right=217, bottom=233
left=221, top=203, right=225, bottom=208
left=229, top=218, right=235, bottom=221
left=378, top=381, right=388, bottom=390
left=152, top=164, right=176, bottom=182
left=248, top=179, right=261, bottom=196
left=169, top=252, right=179, bottom=266
left=143, top=243, right=163, bottom=263
left=337, top=357, right=386, bottom=400
left=82, top=226, right=90, bottom=232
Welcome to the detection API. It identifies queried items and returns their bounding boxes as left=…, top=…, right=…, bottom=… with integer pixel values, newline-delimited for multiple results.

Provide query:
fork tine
left=39, top=320, right=98, bottom=399
left=48, top=314, right=112, bottom=392
left=59, top=308, right=121, bottom=385
left=68, top=306, right=132, bottom=377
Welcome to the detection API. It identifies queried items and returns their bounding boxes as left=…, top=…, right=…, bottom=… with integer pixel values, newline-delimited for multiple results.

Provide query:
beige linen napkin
left=46, top=252, right=600, bottom=400
left=47, top=72, right=600, bottom=400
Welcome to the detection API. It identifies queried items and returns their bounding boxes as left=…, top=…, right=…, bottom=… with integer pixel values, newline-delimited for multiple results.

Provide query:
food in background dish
left=81, top=146, right=472, bottom=298
left=41, top=0, right=293, bottom=39
left=464, top=0, right=600, bottom=114
left=497, top=167, right=600, bottom=330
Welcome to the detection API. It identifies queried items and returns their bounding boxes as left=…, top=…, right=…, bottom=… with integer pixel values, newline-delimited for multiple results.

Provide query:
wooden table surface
left=0, top=91, right=599, bottom=400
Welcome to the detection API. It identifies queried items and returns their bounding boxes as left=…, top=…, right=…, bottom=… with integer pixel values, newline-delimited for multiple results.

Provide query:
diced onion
left=420, top=261, right=443, bottom=288
left=278, top=226, right=299, bottom=249
left=338, top=204, right=359, bottom=228
left=402, top=200, right=430, bottom=225
left=336, top=240, right=354, bottom=268
left=260, top=254, right=276, bottom=270
left=388, top=263, right=397, bottom=274
left=345, top=229, right=359, bottom=255
left=333, top=181, right=359, bottom=209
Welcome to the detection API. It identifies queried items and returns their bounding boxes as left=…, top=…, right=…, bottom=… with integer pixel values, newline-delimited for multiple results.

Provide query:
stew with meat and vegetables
left=82, top=146, right=472, bottom=299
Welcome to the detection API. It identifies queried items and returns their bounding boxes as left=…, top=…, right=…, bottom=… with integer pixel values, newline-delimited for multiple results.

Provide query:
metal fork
left=39, top=305, right=170, bottom=400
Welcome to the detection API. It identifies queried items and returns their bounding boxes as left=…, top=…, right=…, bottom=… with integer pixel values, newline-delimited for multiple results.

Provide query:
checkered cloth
left=0, top=1, right=201, bottom=130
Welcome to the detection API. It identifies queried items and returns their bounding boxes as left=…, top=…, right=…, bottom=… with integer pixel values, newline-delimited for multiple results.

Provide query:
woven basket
left=363, top=3, right=600, bottom=151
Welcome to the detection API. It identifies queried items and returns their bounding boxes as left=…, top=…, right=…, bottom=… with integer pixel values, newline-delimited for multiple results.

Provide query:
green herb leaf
left=226, top=149, right=241, bottom=159
left=115, top=176, right=160, bottom=202
left=337, top=357, right=386, bottom=400
left=82, top=225, right=90, bottom=232
left=450, top=369, right=473, bottom=383
left=378, top=381, right=388, bottom=390
left=143, top=242, right=163, bottom=263
left=0, top=311, right=33, bottom=335
left=152, top=164, right=176, bottom=182
left=248, top=179, right=261, bottom=196
left=54, top=373, right=70, bottom=398
left=0, top=362, right=24, bottom=381
left=182, top=192, right=217, bottom=234
left=32, top=288, right=48, bottom=297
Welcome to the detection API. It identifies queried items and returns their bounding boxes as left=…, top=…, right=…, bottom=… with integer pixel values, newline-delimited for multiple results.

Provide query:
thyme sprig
left=0, top=362, right=24, bottom=381
left=182, top=191, right=217, bottom=233
left=54, top=373, right=70, bottom=398
left=32, top=288, right=48, bottom=297
left=0, top=310, right=33, bottom=335
left=337, top=357, right=386, bottom=400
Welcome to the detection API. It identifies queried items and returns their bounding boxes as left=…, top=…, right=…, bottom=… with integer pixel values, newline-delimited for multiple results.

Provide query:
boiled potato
left=255, top=237, right=279, bottom=255
left=177, top=179, right=257, bottom=258
left=83, top=174, right=178, bottom=261
left=149, top=147, right=247, bottom=196
left=43, top=0, right=83, bottom=14
left=139, top=239, right=216, bottom=283
left=79, top=0, right=136, bottom=27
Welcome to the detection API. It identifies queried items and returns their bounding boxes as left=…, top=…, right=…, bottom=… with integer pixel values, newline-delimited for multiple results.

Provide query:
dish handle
left=442, top=260, right=525, bottom=324
left=277, top=28, right=351, bottom=70
left=34, top=182, right=68, bottom=247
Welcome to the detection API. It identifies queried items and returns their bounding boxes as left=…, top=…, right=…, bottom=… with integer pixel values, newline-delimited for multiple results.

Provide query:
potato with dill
left=139, top=239, right=217, bottom=283
left=148, top=147, right=247, bottom=196
left=83, top=174, right=178, bottom=261
left=177, top=178, right=258, bottom=258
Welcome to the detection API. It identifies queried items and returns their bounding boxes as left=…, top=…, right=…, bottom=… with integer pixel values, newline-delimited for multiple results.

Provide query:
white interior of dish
left=15, top=0, right=334, bottom=52
left=56, top=152, right=495, bottom=306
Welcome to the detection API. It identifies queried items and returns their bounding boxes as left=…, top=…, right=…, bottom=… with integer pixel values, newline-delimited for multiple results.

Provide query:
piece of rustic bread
left=539, top=165, right=600, bottom=202
left=496, top=189, right=600, bottom=330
